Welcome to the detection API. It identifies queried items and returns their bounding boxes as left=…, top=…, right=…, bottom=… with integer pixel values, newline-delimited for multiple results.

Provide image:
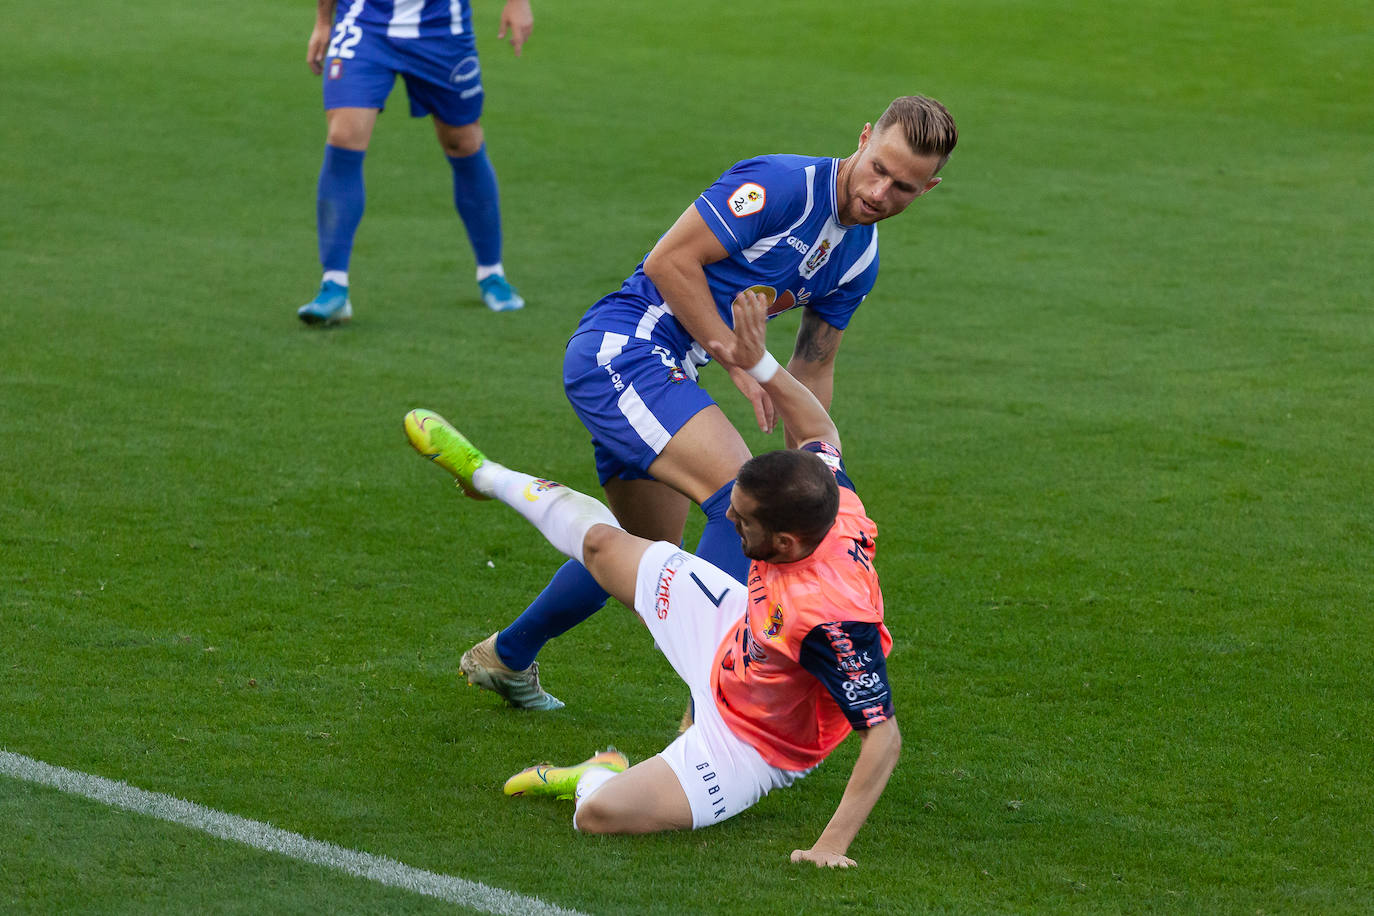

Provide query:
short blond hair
left=874, top=95, right=958, bottom=172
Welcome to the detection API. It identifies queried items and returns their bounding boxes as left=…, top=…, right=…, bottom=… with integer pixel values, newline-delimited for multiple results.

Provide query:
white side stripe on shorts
left=618, top=383, right=672, bottom=454
left=596, top=332, right=629, bottom=366
left=635, top=303, right=670, bottom=340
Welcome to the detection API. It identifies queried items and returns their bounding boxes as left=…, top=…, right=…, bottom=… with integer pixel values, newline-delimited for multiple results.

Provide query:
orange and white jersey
left=710, top=487, right=893, bottom=771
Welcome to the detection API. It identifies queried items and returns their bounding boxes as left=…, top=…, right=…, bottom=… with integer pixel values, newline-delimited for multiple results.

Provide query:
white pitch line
left=1, top=749, right=588, bottom=916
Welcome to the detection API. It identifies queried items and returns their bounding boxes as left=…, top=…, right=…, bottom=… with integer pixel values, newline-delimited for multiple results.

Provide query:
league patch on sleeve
left=728, top=183, right=766, bottom=218
left=802, top=440, right=843, bottom=472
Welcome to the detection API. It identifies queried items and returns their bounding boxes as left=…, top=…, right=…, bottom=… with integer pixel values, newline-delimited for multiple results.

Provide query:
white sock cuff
left=469, top=460, right=504, bottom=496
left=571, top=766, right=619, bottom=832
left=477, top=463, right=619, bottom=565
left=547, top=488, right=619, bottom=565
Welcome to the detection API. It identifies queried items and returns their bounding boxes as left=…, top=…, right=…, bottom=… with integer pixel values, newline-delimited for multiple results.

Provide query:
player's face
left=837, top=124, right=944, bottom=226
left=726, top=485, right=781, bottom=562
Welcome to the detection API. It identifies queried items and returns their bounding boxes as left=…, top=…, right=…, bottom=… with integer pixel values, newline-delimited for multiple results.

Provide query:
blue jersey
left=335, top=0, right=473, bottom=39
left=573, top=155, right=880, bottom=361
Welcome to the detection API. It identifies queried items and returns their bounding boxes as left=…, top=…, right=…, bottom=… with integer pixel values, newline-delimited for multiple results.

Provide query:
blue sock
left=495, top=559, right=608, bottom=670
left=447, top=144, right=502, bottom=268
left=317, top=145, right=366, bottom=273
left=695, top=481, right=750, bottom=582
left=493, top=482, right=745, bottom=671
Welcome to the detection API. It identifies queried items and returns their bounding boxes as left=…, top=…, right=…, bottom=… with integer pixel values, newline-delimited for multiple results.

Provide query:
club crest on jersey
left=803, top=239, right=832, bottom=273
left=764, top=604, right=785, bottom=640
left=522, top=479, right=564, bottom=501
left=667, top=366, right=687, bottom=383
left=729, top=183, right=766, bottom=218
left=328, top=59, right=343, bottom=79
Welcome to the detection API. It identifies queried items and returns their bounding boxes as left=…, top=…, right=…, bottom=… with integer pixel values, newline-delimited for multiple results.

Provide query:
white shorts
left=632, top=541, right=808, bottom=829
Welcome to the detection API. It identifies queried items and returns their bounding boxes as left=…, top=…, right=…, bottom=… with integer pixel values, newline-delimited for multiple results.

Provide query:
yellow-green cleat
left=403, top=408, right=490, bottom=500
left=503, top=749, right=629, bottom=800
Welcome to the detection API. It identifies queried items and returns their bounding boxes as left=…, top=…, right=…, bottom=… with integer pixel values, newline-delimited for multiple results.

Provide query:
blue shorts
left=322, top=29, right=483, bottom=125
left=563, top=331, right=716, bottom=485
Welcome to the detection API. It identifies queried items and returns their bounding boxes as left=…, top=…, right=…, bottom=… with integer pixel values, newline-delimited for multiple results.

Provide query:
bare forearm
left=782, top=358, right=835, bottom=448
left=760, top=369, right=839, bottom=451
left=645, top=255, right=735, bottom=362
left=796, top=718, right=901, bottom=865
left=643, top=207, right=735, bottom=363
left=784, top=311, right=841, bottom=447
left=786, top=357, right=834, bottom=409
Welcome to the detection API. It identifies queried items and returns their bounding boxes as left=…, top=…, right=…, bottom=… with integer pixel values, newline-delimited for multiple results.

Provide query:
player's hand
left=712, top=290, right=775, bottom=433
left=307, top=22, right=331, bottom=75
left=707, top=289, right=770, bottom=370
left=726, top=288, right=770, bottom=371
left=499, top=0, right=534, bottom=56
left=790, top=847, right=857, bottom=869
left=727, top=365, right=777, bottom=434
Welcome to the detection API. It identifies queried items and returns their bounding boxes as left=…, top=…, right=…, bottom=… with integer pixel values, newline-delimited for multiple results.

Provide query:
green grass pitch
left=2, top=0, right=1372, bottom=912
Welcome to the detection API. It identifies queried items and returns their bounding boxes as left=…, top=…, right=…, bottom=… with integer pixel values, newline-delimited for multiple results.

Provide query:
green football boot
left=503, top=749, right=629, bottom=800
left=403, top=408, right=490, bottom=500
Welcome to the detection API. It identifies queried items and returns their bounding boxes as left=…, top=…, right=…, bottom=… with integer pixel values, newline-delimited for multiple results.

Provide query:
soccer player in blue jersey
left=456, top=96, right=957, bottom=712
left=298, top=0, right=532, bottom=325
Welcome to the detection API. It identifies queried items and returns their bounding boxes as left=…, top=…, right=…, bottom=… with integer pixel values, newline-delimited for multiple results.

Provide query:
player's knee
left=580, top=523, right=618, bottom=568
left=572, top=794, right=626, bottom=835
left=324, top=112, right=374, bottom=151
left=445, top=136, right=484, bottom=158
left=438, top=122, right=484, bottom=158
left=325, top=131, right=370, bottom=152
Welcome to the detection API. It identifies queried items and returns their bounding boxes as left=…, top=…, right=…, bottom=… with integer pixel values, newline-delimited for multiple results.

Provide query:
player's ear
left=771, top=530, right=805, bottom=561
left=920, top=175, right=942, bottom=195
left=857, top=122, right=873, bottom=148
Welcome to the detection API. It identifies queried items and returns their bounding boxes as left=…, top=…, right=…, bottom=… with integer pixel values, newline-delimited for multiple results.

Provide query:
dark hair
left=735, top=449, right=840, bottom=549
left=874, top=95, right=958, bottom=173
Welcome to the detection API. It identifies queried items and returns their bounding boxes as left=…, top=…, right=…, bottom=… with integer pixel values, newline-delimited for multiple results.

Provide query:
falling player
left=405, top=292, right=898, bottom=867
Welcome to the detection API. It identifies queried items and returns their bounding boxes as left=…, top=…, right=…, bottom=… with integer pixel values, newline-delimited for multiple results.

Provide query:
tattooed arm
left=784, top=309, right=845, bottom=449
